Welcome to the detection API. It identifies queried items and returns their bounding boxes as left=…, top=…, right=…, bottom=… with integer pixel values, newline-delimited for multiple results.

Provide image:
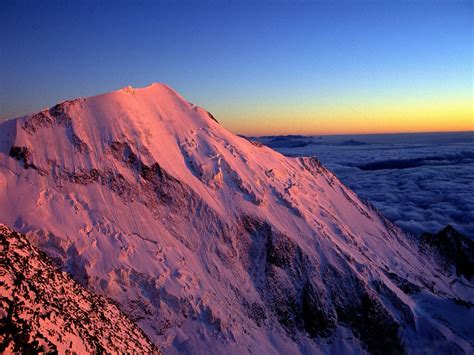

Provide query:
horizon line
left=242, top=129, right=474, bottom=138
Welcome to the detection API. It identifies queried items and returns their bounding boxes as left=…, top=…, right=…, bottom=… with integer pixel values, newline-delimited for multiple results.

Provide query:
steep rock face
left=0, top=83, right=473, bottom=354
left=420, top=225, right=474, bottom=280
left=0, top=224, right=159, bottom=353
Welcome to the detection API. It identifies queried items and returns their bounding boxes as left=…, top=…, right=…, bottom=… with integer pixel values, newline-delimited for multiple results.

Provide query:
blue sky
left=0, top=0, right=472, bottom=134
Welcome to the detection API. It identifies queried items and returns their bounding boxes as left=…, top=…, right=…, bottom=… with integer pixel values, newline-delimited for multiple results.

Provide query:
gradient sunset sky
left=1, top=0, right=472, bottom=135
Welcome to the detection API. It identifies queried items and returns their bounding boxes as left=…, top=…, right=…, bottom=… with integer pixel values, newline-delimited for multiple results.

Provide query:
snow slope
left=0, top=83, right=472, bottom=353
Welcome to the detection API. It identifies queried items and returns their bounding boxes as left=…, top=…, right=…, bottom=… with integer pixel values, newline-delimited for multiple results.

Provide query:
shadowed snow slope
left=0, top=83, right=472, bottom=354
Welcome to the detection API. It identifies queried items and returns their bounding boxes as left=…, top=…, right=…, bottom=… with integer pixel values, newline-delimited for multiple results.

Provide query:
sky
left=0, top=0, right=472, bottom=135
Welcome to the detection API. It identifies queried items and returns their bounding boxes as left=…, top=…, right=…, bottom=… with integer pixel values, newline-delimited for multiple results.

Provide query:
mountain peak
left=116, top=82, right=184, bottom=101
left=1, top=86, right=473, bottom=353
left=119, top=82, right=174, bottom=93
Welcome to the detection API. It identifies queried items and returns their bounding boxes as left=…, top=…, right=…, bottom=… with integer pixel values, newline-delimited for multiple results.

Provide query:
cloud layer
left=256, top=132, right=474, bottom=238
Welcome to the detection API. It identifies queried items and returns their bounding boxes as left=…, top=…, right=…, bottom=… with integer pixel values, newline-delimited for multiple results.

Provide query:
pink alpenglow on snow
left=0, top=84, right=472, bottom=354
left=0, top=224, right=159, bottom=353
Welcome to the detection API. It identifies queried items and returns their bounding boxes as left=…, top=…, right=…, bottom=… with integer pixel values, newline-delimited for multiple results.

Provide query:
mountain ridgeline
left=0, top=84, right=472, bottom=354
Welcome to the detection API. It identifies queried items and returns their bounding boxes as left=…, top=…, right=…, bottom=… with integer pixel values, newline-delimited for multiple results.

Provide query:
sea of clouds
left=255, top=132, right=474, bottom=239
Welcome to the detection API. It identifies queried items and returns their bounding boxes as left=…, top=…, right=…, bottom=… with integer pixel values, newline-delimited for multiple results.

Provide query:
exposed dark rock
left=266, top=232, right=305, bottom=280
left=8, top=146, right=36, bottom=170
left=22, top=99, right=83, bottom=134
left=250, top=140, right=264, bottom=148
left=242, top=300, right=267, bottom=327
left=207, top=111, right=219, bottom=123
left=453, top=298, right=473, bottom=308
left=336, top=292, right=403, bottom=355
left=372, top=279, right=415, bottom=326
left=48, top=100, right=80, bottom=127
left=20, top=99, right=90, bottom=158
left=238, top=214, right=404, bottom=352
left=70, top=133, right=89, bottom=154
left=0, top=224, right=159, bottom=353
left=420, top=225, right=474, bottom=279
left=385, top=272, right=422, bottom=294
left=300, top=281, right=337, bottom=338
left=323, top=266, right=404, bottom=354
left=300, top=157, right=335, bottom=186
left=22, top=111, right=54, bottom=134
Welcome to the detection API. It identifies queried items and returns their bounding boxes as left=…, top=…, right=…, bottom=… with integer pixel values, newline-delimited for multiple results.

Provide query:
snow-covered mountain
left=0, top=83, right=472, bottom=354
left=420, top=225, right=474, bottom=280
left=0, top=224, right=159, bottom=353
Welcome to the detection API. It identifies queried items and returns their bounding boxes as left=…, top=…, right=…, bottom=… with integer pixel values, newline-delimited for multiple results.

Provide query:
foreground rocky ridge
left=0, top=83, right=473, bottom=353
left=0, top=224, right=159, bottom=353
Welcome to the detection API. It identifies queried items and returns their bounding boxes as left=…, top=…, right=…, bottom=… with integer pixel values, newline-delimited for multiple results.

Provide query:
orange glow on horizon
left=218, top=96, right=473, bottom=136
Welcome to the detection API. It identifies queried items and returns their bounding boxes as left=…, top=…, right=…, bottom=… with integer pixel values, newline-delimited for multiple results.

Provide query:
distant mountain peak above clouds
left=0, top=85, right=473, bottom=353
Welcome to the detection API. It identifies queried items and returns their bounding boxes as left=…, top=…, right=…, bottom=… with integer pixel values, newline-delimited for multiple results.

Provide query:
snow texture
left=254, top=133, right=474, bottom=238
left=0, top=83, right=472, bottom=354
left=0, top=224, right=159, bottom=353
